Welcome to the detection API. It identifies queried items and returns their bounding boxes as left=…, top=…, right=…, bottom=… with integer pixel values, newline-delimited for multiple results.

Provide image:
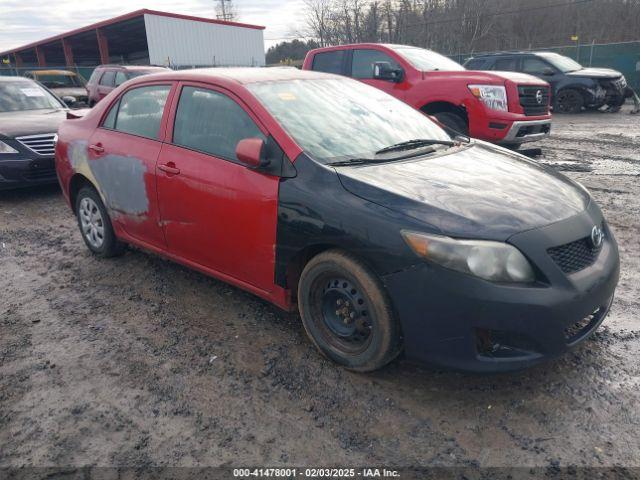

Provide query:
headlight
left=0, top=141, right=18, bottom=154
left=401, top=230, right=535, bottom=283
left=468, top=84, right=508, bottom=111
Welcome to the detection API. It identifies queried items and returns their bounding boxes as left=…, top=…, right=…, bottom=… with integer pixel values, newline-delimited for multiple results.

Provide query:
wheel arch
left=68, top=173, right=97, bottom=214
left=420, top=101, right=469, bottom=125
left=283, top=243, right=340, bottom=301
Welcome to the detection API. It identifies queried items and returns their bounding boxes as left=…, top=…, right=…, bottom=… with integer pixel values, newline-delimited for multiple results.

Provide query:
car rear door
left=97, top=70, right=116, bottom=100
left=155, top=82, right=280, bottom=294
left=87, top=82, right=175, bottom=248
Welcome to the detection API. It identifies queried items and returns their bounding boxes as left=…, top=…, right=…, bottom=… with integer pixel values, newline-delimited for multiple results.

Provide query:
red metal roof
left=0, top=9, right=265, bottom=56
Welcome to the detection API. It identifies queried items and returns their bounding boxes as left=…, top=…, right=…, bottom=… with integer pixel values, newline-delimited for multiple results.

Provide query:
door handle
left=89, top=143, right=104, bottom=154
left=158, top=163, right=180, bottom=175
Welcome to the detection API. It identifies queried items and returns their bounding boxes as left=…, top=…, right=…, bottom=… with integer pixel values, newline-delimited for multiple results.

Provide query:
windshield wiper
left=375, top=138, right=456, bottom=155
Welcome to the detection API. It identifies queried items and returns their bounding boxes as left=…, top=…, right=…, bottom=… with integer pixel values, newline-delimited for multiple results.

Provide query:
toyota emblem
left=590, top=225, right=604, bottom=249
left=535, top=90, right=544, bottom=104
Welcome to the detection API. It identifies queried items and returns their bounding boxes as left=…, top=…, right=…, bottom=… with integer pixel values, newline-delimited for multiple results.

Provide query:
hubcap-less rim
left=317, top=277, right=372, bottom=352
left=557, top=91, right=581, bottom=113
left=79, top=197, right=105, bottom=249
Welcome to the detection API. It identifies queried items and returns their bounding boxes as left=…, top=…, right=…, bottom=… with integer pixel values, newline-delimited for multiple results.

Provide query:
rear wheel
left=554, top=89, right=584, bottom=113
left=297, top=250, right=402, bottom=371
left=75, top=186, right=125, bottom=257
left=432, top=111, right=469, bottom=136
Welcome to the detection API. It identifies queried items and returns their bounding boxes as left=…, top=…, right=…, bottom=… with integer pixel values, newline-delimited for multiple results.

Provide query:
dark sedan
left=0, top=76, right=67, bottom=190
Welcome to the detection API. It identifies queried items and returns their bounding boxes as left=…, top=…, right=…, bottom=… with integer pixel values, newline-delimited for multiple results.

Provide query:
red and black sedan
left=55, top=67, right=619, bottom=372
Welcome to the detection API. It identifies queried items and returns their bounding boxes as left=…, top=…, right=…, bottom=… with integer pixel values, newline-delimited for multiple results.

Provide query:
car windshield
left=0, top=81, right=63, bottom=112
left=539, top=53, right=583, bottom=72
left=34, top=73, right=85, bottom=88
left=248, top=77, right=451, bottom=163
left=391, top=46, right=465, bottom=71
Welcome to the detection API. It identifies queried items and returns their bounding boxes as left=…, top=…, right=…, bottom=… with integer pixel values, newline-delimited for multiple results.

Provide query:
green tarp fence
left=450, top=40, right=640, bottom=89
left=0, top=66, right=96, bottom=82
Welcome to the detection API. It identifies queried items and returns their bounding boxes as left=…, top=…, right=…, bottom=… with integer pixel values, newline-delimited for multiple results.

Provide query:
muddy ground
left=1, top=107, right=639, bottom=473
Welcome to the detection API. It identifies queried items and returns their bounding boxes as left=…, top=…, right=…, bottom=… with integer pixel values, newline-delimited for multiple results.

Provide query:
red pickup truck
left=303, top=44, right=552, bottom=148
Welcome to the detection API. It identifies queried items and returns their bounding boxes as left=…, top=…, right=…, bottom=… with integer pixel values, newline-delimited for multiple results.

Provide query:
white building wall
left=144, top=14, right=265, bottom=67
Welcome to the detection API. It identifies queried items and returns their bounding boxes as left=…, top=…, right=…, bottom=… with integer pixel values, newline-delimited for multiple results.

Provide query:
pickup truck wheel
left=75, top=186, right=125, bottom=258
left=554, top=89, right=584, bottom=113
left=432, top=112, right=469, bottom=136
left=298, top=250, right=402, bottom=372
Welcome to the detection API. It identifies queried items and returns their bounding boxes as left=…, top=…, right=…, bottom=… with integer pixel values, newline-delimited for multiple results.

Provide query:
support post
left=62, top=38, right=74, bottom=67
left=96, top=28, right=110, bottom=64
left=14, top=52, right=24, bottom=68
left=35, top=46, right=46, bottom=67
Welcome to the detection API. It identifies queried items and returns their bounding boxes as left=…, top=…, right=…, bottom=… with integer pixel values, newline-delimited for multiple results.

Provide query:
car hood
left=429, top=70, right=548, bottom=86
left=336, top=143, right=590, bottom=241
left=566, top=67, right=622, bottom=79
left=50, top=87, right=88, bottom=98
left=0, top=109, right=67, bottom=138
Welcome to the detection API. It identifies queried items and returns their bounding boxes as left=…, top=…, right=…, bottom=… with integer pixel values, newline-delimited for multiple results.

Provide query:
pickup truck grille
left=16, top=133, right=57, bottom=156
left=518, top=86, right=550, bottom=116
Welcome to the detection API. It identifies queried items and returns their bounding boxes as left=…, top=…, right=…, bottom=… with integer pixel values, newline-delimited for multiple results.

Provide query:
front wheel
left=75, top=186, right=125, bottom=257
left=554, top=89, right=584, bottom=113
left=297, top=250, right=402, bottom=371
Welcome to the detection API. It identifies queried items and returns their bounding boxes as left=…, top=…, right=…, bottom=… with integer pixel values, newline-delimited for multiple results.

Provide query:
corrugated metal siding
left=144, top=14, right=265, bottom=67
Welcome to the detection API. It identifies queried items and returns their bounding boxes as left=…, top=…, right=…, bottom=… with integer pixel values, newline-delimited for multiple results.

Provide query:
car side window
left=493, top=58, right=518, bottom=71
left=102, top=101, right=119, bottom=129
left=173, top=86, right=265, bottom=161
left=522, top=57, right=552, bottom=75
left=114, top=71, right=127, bottom=87
left=99, top=71, right=116, bottom=86
left=464, top=58, right=486, bottom=69
left=351, top=49, right=401, bottom=79
left=109, top=85, right=170, bottom=139
left=311, top=51, right=346, bottom=75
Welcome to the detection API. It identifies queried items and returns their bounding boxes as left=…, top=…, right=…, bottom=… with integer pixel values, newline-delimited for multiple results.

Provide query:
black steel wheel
left=298, top=250, right=402, bottom=371
left=432, top=111, right=469, bottom=136
left=554, top=89, right=584, bottom=114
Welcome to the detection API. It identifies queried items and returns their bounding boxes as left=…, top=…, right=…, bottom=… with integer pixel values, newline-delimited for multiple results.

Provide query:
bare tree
left=215, top=0, right=238, bottom=21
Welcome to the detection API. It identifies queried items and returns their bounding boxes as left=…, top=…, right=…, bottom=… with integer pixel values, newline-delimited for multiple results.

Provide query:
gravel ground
left=1, top=107, right=639, bottom=473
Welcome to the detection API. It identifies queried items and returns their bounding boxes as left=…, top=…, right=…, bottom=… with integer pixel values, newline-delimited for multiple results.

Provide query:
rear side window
left=351, top=49, right=400, bottom=78
left=108, top=85, right=170, bottom=139
left=311, top=51, right=345, bottom=75
left=99, top=71, right=116, bottom=86
left=493, top=57, right=518, bottom=71
left=173, top=86, right=265, bottom=161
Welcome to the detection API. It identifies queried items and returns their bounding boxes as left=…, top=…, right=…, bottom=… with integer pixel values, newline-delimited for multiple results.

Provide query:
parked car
left=86, top=65, right=169, bottom=106
left=55, top=68, right=619, bottom=372
left=23, top=69, right=88, bottom=108
left=0, top=76, right=68, bottom=190
left=464, top=51, right=636, bottom=113
left=302, top=43, right=552, bottom=149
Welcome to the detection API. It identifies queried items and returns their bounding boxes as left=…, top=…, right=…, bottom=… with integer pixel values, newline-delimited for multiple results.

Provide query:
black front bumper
left=382, top=202, right=620, bottom=372
left=0, top=156, right=58, bottom=190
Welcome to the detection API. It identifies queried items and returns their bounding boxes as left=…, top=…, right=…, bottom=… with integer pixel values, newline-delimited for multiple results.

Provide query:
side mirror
left=236, top=137, right=267, bottom=169
left=542, top=67, right=555, bottom=76
left=61, top=95, right=77, bottom=108
left=373, top=62, right=404, bottom=82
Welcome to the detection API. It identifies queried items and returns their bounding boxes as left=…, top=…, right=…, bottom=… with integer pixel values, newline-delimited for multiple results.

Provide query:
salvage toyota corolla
left=55, top=67, right=619, bottom=372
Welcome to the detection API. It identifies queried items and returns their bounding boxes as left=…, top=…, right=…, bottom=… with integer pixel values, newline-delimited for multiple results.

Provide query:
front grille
left=518, top=85, right=550, bottom=116
left=16, top=133, right=57, bottom=156
left=547, top=235, right=603, bottom=274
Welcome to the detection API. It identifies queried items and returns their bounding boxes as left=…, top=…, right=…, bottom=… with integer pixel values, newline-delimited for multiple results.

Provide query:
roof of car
left=28, top=70, right=77, bottom=76
left=0, top=75, right=35, bottom=82
left=134, top=67, right=337, bottom=85
left=468, top=51, right=556, bottom=58
left=97, top=64, right=169, bottom=71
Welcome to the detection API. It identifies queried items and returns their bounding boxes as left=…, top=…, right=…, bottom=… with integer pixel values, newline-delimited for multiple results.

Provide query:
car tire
left=432, top=112, right=469, bottom=136
left=554, top=89, right=584, bottom=113
left=297, top=249, right=402, bottom=372
left=75, top=186, right=125, bottom=258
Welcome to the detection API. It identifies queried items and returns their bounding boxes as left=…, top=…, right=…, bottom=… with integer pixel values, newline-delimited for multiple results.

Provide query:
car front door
left=87, top=82, right=174, bottom=248
left=155, top=82, right=280, bottom=293
left=520, top=56, right=560, bottom=91
left=350, top=48, right=406, bottom=99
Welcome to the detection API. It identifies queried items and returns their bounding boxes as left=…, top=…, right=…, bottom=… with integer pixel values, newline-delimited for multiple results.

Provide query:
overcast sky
left=0, top=0, right=307, bottom=52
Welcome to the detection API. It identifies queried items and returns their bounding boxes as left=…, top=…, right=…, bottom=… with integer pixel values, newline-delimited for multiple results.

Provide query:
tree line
left=267, top=0, right=640, bottom=63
